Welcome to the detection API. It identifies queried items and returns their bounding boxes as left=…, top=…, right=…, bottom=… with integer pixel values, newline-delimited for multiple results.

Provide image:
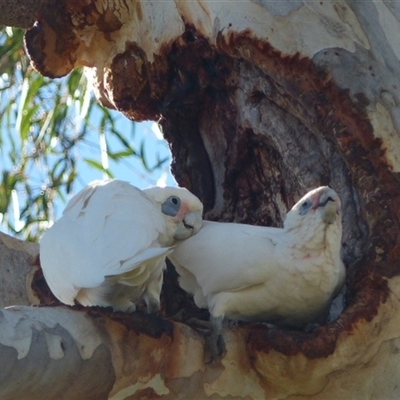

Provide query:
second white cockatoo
left=40, top=179, right=203, bottom=312
left=169, top=186, right=345, bottom=340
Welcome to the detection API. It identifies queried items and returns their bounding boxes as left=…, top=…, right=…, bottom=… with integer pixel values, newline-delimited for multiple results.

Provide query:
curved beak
left=175, top=210, right=203, bottom=240
left=183, top=210, right=203, bottom=234
left=318, top=188, right=340, bottom=224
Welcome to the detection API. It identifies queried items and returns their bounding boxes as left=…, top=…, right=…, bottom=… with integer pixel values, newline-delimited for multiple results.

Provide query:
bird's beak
left=318, top=188, right=339, bottom=224
left=184, top=210, right=203, bottom=233
left=175, top=210, right=203, bottom=240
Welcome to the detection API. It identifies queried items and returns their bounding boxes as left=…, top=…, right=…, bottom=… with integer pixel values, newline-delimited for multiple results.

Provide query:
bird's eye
left=162, top=196, right=181, bottom=217
left=299, top=199, right=312, bottom=215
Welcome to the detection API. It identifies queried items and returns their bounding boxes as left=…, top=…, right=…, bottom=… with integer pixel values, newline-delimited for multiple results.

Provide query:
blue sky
left=0, top=110, right=176, bottom=235
left=0, top=26, right=176, bottom=236
left=77, top=117, right=176, bottom=189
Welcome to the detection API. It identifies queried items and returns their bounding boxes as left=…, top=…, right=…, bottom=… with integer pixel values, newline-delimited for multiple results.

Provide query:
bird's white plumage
left=169, top=186, right=345, bottom=328
left=40, top=179, right=203, bottom=312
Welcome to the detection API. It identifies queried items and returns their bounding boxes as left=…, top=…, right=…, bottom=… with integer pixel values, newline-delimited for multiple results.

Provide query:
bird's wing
left=40, top=180, right=170, bottom=304
left=169, top=221, right=283, bottom=297
left=173, top=263, right=208, bottom=309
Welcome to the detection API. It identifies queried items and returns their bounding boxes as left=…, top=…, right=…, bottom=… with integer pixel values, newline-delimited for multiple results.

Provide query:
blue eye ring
left=162, top=196, right=181, bottom=217
left=299, top=199, right=312, bottom=216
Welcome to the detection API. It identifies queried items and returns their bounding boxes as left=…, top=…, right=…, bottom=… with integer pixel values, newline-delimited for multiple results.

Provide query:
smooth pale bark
left=2, top=0, right=400, bottom=399
left=1, top=238, right=400, bottom=399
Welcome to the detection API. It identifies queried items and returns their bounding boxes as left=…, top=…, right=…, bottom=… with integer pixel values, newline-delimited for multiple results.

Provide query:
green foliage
left=0, top=27, right=168, bottom=241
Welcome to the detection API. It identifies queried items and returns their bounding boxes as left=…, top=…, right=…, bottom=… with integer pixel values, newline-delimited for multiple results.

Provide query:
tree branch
left=0, top=306, right=115, bottom=400
left=3, top=0, right=400, bottom=398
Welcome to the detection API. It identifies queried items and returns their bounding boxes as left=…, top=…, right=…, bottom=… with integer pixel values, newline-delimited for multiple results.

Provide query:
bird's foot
left=144, top=298, right=160, bottom=314
left=111, top=301, right=137, bottom=313
left=304, top=322, right=320, bottom=333
left=204, top=329, right=226, bottom=364
left=180, top=315, right=226, bottom=363
left=204, top=316, right=226, bottom=364
left=226, top=319, right=247, bottom=329
left=166, top=309, right=186, bottom=322
left=185, top=317, right=214, bottom=332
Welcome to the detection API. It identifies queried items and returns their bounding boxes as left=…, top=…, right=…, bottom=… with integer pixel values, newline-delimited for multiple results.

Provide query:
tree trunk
left=3, top=0, right=400, bottom=398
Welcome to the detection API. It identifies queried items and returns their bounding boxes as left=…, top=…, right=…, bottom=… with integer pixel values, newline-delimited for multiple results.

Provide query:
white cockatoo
left=40, top=179, right=203, bottom=312
left=169, top=186, right=345, bottom=337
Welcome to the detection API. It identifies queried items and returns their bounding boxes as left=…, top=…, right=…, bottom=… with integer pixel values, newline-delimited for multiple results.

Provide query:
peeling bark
left=0, top=307, right=115, bottom=400
left=1, top=0, right=400, bottom=398
left=2, top=284, right=400, bottom=399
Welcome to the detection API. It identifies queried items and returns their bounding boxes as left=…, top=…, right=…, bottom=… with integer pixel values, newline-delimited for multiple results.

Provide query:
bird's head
left=144, top=186, right=203, bottom=242
left=284, top=186, right=341, bottom=232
